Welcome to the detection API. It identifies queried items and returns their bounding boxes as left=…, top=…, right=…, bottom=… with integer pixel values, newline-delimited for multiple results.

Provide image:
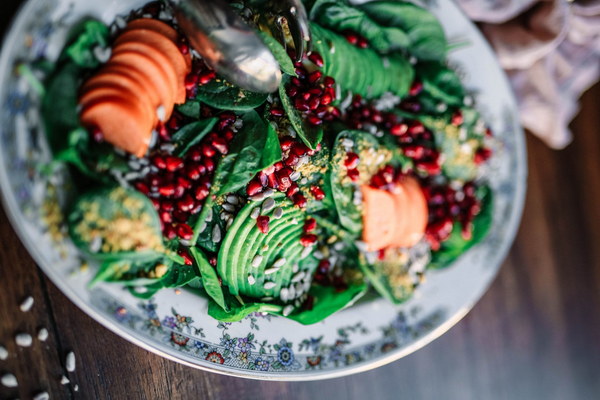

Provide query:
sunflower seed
left=273, top=258, right=286, bottom=268
left=0, top=346, right=8, bottom=360
left=250, top=193, right=265, bottom=202
left=288, top=285, right=296, bottom=299
left=341, top=138, right=354, bottom=148
left=37, top=328, right=48, bottom=342
left=1, top=373, right=17, bottom=388
left=292, top=271, right=304, bottom=283
left=250, top=207, right=261, bottom=219
left=263, top=188, right=274, bottom=198
left=247, top=274, right=256, bottom=285
left=20, top=296, right=34, bottom=312
left=212, top=225, right=222, bottom=243
left=222, top=203, right=236, bottom=212
left=66, top=351, right=76, bottom=372
left=226, top=195, right=239, bottom=205
left=198, top=221, right=207, bottom=233
left=283, top=305, right=294, bottom=317
left=159, top=143, right=175, bottom=153
left=33, top=391, right=49, bottom=400
left=263, top=282, right=276, bottom=290
left=260, top=297, right=274, bottom=302
left=264, top=267, right=279, bottom=275
left=226, top=218, right=234, bottom=229
left=252, top=255, right=263, bottom=268
left=156, top=105, right=166, bottom=121
left=280, top=288, right=289, bottom=302
left=206, top=208, right=213, bottom=222
left=15, top=333, right=32, bottom=347
left=313, top=250, right=323, bottom=259
left=272, top=207, right=283, bottom=219
left=301, top=246, right=312, bottom=259
left=292, top=263, right=299, bottom=273
left=289, top=171, right=301, bottom=181
left=261, top=198, right=276, bottom=213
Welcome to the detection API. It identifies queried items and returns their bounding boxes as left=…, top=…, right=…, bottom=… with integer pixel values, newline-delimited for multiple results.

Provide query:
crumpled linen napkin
left=456, top=0, right=600, bottom=148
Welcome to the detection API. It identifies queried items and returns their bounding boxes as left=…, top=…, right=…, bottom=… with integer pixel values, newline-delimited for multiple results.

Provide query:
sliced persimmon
left=80, top=96, right=153, bottom=157
left=390, top=177, right=428, bottom=248
left=126, top=18, right=180, bottom=42
left=108, top=51, right=175, bottom=116
left=361, top=185, right=398, bottom=251
left=115, top=29, right=190, bottom=103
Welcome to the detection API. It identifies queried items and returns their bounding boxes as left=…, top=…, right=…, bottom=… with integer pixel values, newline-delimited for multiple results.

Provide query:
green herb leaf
left=63, top=19, right=110, bottom=68
left=190, top=247, right=228, bottom=310
left=196, top=79, right=269, bottom=111
left=208, top=292, right=283, bottom=322
left=172, top=117, right=218, bottom=157
left=257, top=31, right=297, bottom=76
left=176, top=101, right=201, bottom=119
left=279, top=75, right=323, bottom=149
left=416, top=61, right=465, bottom=107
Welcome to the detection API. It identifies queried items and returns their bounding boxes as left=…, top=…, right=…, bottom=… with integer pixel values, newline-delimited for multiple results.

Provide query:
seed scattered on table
left=65, top=351, right=76, bottom=372
left=20, top=296, right=34, bottom=312
left=1, top=373, right=18, bottom=388
left=38, top=328, right=49, bottom=342
left=15, top=333, right=32, bottom=347
left=0, top=345, right=8, bottom=360
left=33, top=391, right=50, bottom=400
left=60, top=375, right=70, bottom=385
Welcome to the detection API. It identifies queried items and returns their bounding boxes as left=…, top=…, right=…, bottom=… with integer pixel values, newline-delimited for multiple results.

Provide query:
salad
left=39, top=0, right=495, bottom=324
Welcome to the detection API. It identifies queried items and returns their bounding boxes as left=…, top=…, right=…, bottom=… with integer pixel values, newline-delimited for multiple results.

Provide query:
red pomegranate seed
left=152, top=155, right=167, bottom=169
left=202, top=144, right=216, bottom=158
left=134, top=182, right=150, bottom=195
left=390, top=123, right=409, bottom=136
left=344, top=32, right=358, bottom=45
left=178, top=249, right=193, bottom=265
left=267, top=173, right=278, bottom=189
left=159, top=184, right=176, bottom=197
left=177, top=176, right=192, bottom=190
left=194, top=185, right=210, bottom=201
left=344, top=152, right=360, bottom=169
left=178, top=195, right=195, bottom=212
left=256, top=216, right=270, bottom=234
left=185, top=73, right=198, bottom=90
left=409, top=81, right=423, bottom=97
left=204, top=158, right=215, bottom=172
left=176, top=223, right=194, bottom=240
left=165, top=156, right=184, bottom=172
left=295, top=66, right=307, bottom=78
left=178, top=41, right=189, bottom=56
left=319, top=93, right=332, bottom=106
left=212, top=137, right=228, bottom=154
left=274, top=162, right=284, bottom=171
left=323, top=76, right=335, bottom=88
left=304, top=218, right=317, bottom=233
left=270, top=107, right=284, bottom=117
left=280, top=137, right=295, bottom=151
left=357, top=37, right=368, bottom=48
left=300, top=234, right=318, bottom=247
left=163, top=224, right=177, bottom=240
left=347, top=168, right=360, bottom=181
left=377, top=249, right=386, bottom=261
left=485, top=127, right=494, bottom=137
left=293, top=194, right=307, bottom=208
left=160, top=211, right=172, bottom=224
left=173, top=210, right=188, bottom=222
left=287, top=183, right=300, bottom=197
left=407, top=121, right=425, bottom=136
left=185, top=164, right=201, bottom=180
left=382, top=166, right=395, bottom=183
left=371, top=174, right=386, bottom=189
left=308, top=97, right=321, bottom=110
left=403, top=145, right=426, bottom=159
left=161, top=200, right=174, bottom=212
left=199, top=71, right=216, bottom=85
left=246, top=180, right=263, bottom=196
left=416, top=160, right=441, bottom=175
left=188, top=147, right=202, bottom=162
left=308, top=52, right=324, bottom=67
left=285, top=153, right=299, bottom=166
left=291, top=142, right=309, bottom=157
left=310, top=186, right=325, bottom=201
left=474, top=148, right=492, bottom=164
left=294, top=98, right=310, bottom=112
left=451, top=111, right=463, bottom=126
left=307, top=116, right=323, bottom=126
left=151, top=198, right=161, bottom=210
left=157, top=123, right=170, bottom=141
left=287, top=86, right=299, bottom=97
left=308, top=71, right=322, bottom=84
left=291, top=77, right=302, bottom=87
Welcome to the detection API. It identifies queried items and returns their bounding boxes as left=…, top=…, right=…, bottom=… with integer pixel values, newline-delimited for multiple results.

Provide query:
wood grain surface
left=1, top=2, right=600, bottom=399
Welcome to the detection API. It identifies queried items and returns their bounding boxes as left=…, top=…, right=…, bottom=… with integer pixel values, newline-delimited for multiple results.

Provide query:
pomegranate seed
left=152, top=155, right=167, bottom=169
left=304, top=218, right=317, bottom=232
left=295, top=66, right=307, bottom=78
left=294, top=98, right=310, bottom=112
left=485, top=127, right=494, bottom=137
left=287, top=183, right=300, bottom=197
left=287, top=86, right=299, bottom=97
left=461, top=222, right=473, bottom=240
left=280, top=137, right=295, bottom=151
left=357, top=37, right=368, bottom=48
left=185, top=164, right=201, bottom=180
left=134, top=182, right=150, bottom=195
left=400, top=100, right=421, bottom=113
left=347, top=168, right=360, bottom=181
left=256, top=216, right=270, bottom=234
left=267, top=173, right=278, bottom=189
left=344, top=31, right=358, bottom=45
left=381, top=165, right=395, bottom=183
left=219, top=111, right=236, bottom=122
left=178, top=249, right=193, bottom=265
left=377, top=249, right=386, bottom=260
left=194, top=185, right=210, bottom=201
left=329, top=106, right=341, bottom=118
left=173, top=210, right=188, bottom=222
left=274, top=162, right=284, bottom=171
left=223, top=130, right=235, bottom=141
left=91, top=128, right=104, bottom=143
left=246, top=180, right=263, bottom=196
left=157, top=123, right=170, bottom=141
left=307, top=116, right=323, bottom=126
left=451, top=111, right=463, bottom=126
left=188, top=147, right=202, bottom=162
left=178, top=42, right=189, bottom=56
left=151, top=198, right=161, bottom=210
left=463, top=182, right=476, bottom=197
left=178, top=195, right=195, bottom=212
left=160, top=210, right=173, bottom=224
left=403, top=145, right=426, bottom=159
left=320, top=93, right=333, bottom=106
left=308, top=52, right=324, bottom=67
left=323, top=76, right=335, bottom=88
left=199, top=71, right=216, bottom=85
left=416, top=160, right=441, bottom=175
left=291, top=142, right=309, bottom=157
left=163, top=224, right=177, bottom=240
left=285, top=153, right=299, bottom=166
left=302, top=92, right=312, bottom=101
left=474, top=148, right=492, bottom=164
left=308, top=71, right=322, bottom=84
left=212, top=137, right=228, bottom=154
left=409, top=81, right=423, bottom=97
left=204, top=158, right=215, bottom=172
left=293, top=194, right=307, bottom=208
left=344, top=152, right=360, bottom=169
left=308, top=97, right=321, bottom=110
left=165, top=156, right=184, bottom=172
left=371, top=174, right=386, bottom=189
left=270, top=107, right=284, bottom=117
left=390, top=123, right=408, bottom=136
left=176, top=223, right=194, bottom=240
left=185, top=73, right=198, bottom=91
left=407, top=121, right=425, bottom=135
left=310, top=186, right=325, bottom=200
left=300, top=234, right=318, bottom=247
left=201, top=144, right=216, bottom=158
left=161, top=200, right=174, bottom=212
left=159, top=184, right=176, bottom=197
left=291, top=77, right=302, bottom=87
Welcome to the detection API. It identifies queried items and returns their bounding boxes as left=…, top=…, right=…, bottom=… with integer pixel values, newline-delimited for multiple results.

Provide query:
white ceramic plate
left=0, top=0, right=526, bottom=380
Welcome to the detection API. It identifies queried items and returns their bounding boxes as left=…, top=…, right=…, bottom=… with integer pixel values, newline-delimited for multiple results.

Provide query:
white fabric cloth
left=456, top=0, right=600, bottom=148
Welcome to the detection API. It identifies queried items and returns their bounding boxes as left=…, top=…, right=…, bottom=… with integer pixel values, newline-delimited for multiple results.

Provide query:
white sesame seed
left=289, top=171, right=301, bottom=181
left=1, top=373, right=18, bottom=388
left=272, top=207, right=284, bottom=219
left=0, top=346, right=7, bottom=360
left=15, top=333, right=32, bottom=347
left=33, top=391, right=50, bottom=400
left=261, top=198, right=276, bottom=213
left=247, top=274, right=256, bottom=285
left=212, top=225, right=222, bottom=243
left=226, top=218, right=234, bottom=229
left=264, top=267, right=279, bottom=275
left=37, top=328, right=48, bottom=342
left=60, top=375, right=70, bottom=385
left=66, top=351, right=76, bottom=372
left=222, top=203, right=235, bottom=212
left=19, top=296, right=34, bottom=312
left=134, top=286, right=148, bottom=294
left=226, top=195, right=239, bottom=205
left=273, top=258, right=286, bottom=268
left=283, top=305, right=294, bottom=317
left=252, top=255, right=263, bottom=268
left=291, top=218, right=299, bottom=225
left=263, top=282, right=276, bottom=290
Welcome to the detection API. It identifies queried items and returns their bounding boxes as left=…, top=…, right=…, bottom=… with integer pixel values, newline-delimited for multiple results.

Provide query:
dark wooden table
left=2, top=3, right=600, bottom=400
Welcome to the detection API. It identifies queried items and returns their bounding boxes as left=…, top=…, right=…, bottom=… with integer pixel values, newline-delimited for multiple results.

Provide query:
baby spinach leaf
left=207, top=291, right=283, bottom=322
left=279, top=75, right=323, bottom=149
left=196, top=79, right=268, bottom=111
left=214, top=110, right=281, bottom=196
left=359, top=1, right=447, bottom=61
left=358, top=253, right=414, bottom=305
left=194, top=204, right=224, bottom=253
left=416, top=61, right=465, bottom=107
left=63, top=19, right=109, bottom=69
left=176, top=101, right=201, bottom=119
left=172, top=117, right=218, bottom=157
left=160, top=263, right=201, bottom=288
left=190, top=247, right=228, bottom=310
left=258, top=31, right=296, bottom=76
left=429, top=187, right=493, bottom=269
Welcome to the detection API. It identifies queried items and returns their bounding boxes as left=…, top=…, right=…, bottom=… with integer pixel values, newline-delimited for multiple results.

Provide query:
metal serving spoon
left=171, top=0, right=310, bottom=93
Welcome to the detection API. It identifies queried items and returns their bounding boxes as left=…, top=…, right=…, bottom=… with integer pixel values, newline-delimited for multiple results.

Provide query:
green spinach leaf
left=63, top=19, right=109, bottom=69
left=172, top=117, right=218, bottom=157
left=416, top=61, right=465, bottom=107
left=258, top=31, right=297, bottom=76
left=176, top=101, right=201, bottom=119
left=190, top=247, right=228, bottom=310
left=196, top=79, right=269, bottom=111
